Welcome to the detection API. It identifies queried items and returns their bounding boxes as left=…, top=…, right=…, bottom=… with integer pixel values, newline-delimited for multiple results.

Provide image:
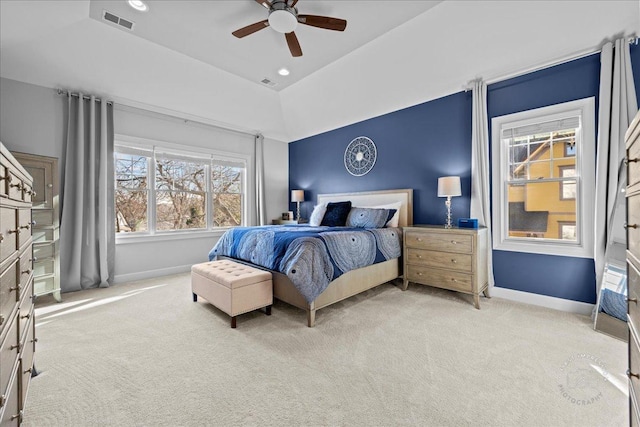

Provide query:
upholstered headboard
left=317, top=189, right=413, bottom=227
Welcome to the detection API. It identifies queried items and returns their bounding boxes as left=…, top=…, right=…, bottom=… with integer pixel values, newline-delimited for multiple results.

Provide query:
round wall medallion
left=344, top=136, right=377, bottom=176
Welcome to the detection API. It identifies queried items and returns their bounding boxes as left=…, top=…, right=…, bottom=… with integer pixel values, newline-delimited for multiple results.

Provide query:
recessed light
left=127, top=0, right=148, bottom=12
left=278, top=68, right=290, bottom=76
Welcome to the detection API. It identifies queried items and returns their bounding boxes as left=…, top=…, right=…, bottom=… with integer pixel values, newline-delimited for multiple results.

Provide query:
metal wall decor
left=344, top=136, right=377, bottom=176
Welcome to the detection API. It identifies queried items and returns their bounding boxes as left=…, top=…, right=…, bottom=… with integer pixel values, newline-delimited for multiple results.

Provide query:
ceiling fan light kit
left=232, top=0, right=347, bottom=58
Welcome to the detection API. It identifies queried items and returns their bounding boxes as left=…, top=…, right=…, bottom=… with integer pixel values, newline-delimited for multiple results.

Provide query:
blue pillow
left=320, top=201, right=352, bottom=226
left=346, top=208, right=397, bottom=228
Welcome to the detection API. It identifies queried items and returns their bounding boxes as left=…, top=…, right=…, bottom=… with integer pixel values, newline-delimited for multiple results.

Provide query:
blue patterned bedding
left=208, top=225, right=402, bottom=303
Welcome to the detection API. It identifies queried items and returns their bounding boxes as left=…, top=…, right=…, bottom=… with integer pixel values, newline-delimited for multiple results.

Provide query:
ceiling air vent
left=102, top=10, right=135, bottom=31
left=260, top=78, right=277, bottom=87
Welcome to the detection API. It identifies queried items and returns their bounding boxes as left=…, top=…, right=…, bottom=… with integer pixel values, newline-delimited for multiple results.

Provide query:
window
left=491, top=97, right=595, bottom=258
left=115, top=140, right=247, bottom=237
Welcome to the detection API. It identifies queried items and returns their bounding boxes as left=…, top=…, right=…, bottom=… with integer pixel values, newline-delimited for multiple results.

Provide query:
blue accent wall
left=289, top=44, right=640, bottom=305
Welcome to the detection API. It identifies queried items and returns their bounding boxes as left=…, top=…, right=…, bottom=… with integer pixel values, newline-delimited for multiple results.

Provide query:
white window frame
left=491, top=97, right=595, bottom=258
left=114, top=134, right=250, bottom=244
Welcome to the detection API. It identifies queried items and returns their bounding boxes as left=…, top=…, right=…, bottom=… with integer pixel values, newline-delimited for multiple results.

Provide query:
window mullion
left=149, top=148, right=157, bottom=235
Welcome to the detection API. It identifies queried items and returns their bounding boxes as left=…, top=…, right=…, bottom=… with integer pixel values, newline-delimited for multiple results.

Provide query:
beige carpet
left=23, top=273, right=627, bottom=426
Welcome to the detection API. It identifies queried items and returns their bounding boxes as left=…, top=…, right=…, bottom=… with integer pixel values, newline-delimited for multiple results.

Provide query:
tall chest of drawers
left=403, top=225, right=489, bottom=309
left=627, top=112, right=640, bottom=426
left=0, top=143, right=36, bottom=426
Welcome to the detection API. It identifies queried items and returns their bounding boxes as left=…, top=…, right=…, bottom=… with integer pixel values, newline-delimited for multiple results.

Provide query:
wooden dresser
left=626, top=112, right=640, bottom=426
left=0, top=143, right=37, bottom=425
left=403, top=225, right=489, bottom=308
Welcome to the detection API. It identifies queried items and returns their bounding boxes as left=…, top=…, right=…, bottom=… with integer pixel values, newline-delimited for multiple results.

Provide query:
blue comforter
left=208, top=225, right=402, bottom=303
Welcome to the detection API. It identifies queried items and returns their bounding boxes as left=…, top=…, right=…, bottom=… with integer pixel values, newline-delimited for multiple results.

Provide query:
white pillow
left=309, top=202, right=328, bottom=226
left=355, top=201, right=402, bottom=227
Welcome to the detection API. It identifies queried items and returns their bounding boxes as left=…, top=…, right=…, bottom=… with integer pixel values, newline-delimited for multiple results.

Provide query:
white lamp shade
left=437, top=176, right=461, bottom=197
left=291, top=190, right=304, bottom=202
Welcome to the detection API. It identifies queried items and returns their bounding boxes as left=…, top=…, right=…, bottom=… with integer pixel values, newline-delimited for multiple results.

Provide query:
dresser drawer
left=32, top=209, right=54, bottom=228
left=0, top=261, right=19, bottom=329
left=405, top=231, right=472, bottom=253
left=0, top=207, right=17, bottom=265
left=629, top=192, right=640, bottom=260
left=17, top=289, right=32, bottom=343
left=0, top=312, right=20, bottom=401
left=0, top=161, right=7, bottom=199
left=18, top=251, right=32, bottom=289
left=629, top=136, right=640, bottom=188
left=33, top=243, right=53, bottom=260
left=631, top=332, right=640, bottom=400
left=6, top=172, right=23, bottom=202
left=0, top=371, right=19, bottom=426
left=406, top=248, right=472, bottom=273
left=20, top=322, right=35, bottom=409
left=406, top=264, right=473, bottom=293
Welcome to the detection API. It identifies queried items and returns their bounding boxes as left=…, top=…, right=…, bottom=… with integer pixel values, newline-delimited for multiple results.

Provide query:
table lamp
left=291, top=190, right=304, bottom=221
left=437, top=176, right=461, bottom=228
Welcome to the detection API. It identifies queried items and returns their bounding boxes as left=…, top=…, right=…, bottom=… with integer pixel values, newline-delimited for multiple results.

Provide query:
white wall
left=0, top=77, right=289, bottom=284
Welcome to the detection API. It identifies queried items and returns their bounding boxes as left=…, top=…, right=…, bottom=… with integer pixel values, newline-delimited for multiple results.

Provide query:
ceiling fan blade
left=254, top=0, right=272, bottom=9
left=285, top=32, right=302, bottom=57
left=290, top=0, right=299, bottom=7
left=232, top=20, right=269, bottom=38
left=298, top=15, right=347, bottom=31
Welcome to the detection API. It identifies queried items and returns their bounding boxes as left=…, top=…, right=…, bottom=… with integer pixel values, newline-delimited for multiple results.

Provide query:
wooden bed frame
left=222, top=189, right=413, bottom=327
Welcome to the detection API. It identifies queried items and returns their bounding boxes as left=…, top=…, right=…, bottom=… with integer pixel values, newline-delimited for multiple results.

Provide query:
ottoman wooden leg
left=192, top=293, right=197, bottom=302
left=265, top=305, right=272, bottom=316
left=231, top=316, right=237, bottom=328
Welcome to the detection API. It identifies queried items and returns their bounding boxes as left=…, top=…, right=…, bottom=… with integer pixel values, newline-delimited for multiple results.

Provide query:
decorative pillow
left=357, top=201, right=402, bottom=227
left=309, top=203, right=328, bottom=226
left=346, top=208, right=397, bottom=228
left=320, top=201, right=352, bottom=226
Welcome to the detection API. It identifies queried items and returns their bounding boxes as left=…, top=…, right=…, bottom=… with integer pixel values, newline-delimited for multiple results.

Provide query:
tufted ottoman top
left=191, top=260, right=271, bottom=289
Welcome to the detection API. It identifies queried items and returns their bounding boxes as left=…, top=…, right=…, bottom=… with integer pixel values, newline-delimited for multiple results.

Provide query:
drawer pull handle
left=451, top=240, right=458, bottom=245
left=628, top=298, right=638, bottom=304
left=31, top=190, right=36, bottom=197
left=451, top=278, right=458, bottom=282
left=0, top=315, right=4, bottom=326
left=19, top=224, right=30, bottom=230
left=0, top=174, right=11, bottom=183
left=625, top=157, right=639, bottom=164
left=416, top=238, right=423, bottom=242
left=417, top=255, right=422, bottom=259
left=628, top=369, right=640, bottom=379
left=24, top=367, right=32, bottom=374
left=9, top=284, right=21, bottom=292
left=10, top=410, right=23, bottom=422
left=9, top=343, right=21, bottom=352
left=21, top=313, right=31, bottom=320
left=451, top=259, right=457, bottom=264
left=30, top=257, right=38, bottom=262
left=32, top=337, right=39, bottom=343
left=21, top=269, right=31, bottom=275
left=417, top=272, right=423, bottom=276
left=625, top=223, right=638, bottom=229
left=0, top=232, right=3, bottom=242
left=9, top=182, right=22, bottom=190
left=7, top=228, right=19, bottom=234
left=0, top=394, right=4, bottom=407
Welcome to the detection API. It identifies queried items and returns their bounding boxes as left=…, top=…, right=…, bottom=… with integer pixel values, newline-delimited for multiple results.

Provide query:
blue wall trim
left=289, top=44, right=640, bottom=305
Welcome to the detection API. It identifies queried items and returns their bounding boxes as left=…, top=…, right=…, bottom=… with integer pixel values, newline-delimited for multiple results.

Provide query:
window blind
left=501, top=116, right=580, bottom=139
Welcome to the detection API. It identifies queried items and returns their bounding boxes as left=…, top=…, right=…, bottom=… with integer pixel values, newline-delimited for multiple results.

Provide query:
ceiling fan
left=232, top=0, right=347, bottom=57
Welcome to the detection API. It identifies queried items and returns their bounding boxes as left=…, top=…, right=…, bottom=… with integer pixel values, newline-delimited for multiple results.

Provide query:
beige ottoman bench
left=191, top=260, right=273, bottom=328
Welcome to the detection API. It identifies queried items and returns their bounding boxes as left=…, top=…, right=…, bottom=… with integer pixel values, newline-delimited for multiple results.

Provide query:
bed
left=210, top=189, right=413, bottom=327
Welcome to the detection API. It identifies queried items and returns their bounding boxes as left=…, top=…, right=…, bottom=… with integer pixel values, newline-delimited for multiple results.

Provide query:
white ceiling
left=1, top=1, right=639, bottom=143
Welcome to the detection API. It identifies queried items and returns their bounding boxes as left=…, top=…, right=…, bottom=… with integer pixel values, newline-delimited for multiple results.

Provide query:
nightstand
left=272, top=219, right=298, bottom=225
left=403, top=225, right=489, bottom=309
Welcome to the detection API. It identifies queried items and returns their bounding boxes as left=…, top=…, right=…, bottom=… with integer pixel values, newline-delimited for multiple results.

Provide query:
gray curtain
left=470, top=80, right=495, bottom=288
left=594, top=38, right=638, bottom=298
left=60, top=94, right=115, bottom=292
left=254, top=133, right=266, bottom=226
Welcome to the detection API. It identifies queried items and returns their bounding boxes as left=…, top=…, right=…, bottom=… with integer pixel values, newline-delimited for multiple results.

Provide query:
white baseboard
left=113, top=264, right=192, bottom=284
left=491, top=286, right=594, bottom=316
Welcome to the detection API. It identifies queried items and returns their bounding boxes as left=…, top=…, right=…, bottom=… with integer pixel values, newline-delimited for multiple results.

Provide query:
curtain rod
left=465, top=35, right=638, bottom=91
left=55, top=88, right=259, bottom=137
left=56, top=89, right=113, bottom=105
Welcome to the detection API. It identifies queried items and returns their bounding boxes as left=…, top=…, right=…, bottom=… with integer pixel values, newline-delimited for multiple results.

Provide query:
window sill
left=116, top=229, right=229, bottom=245
left=493, top=239, right=593, bottom=259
